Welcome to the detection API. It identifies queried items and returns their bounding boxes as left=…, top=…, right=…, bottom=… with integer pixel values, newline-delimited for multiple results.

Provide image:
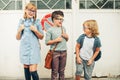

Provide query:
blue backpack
left=76, top=34, right=102, bottom=61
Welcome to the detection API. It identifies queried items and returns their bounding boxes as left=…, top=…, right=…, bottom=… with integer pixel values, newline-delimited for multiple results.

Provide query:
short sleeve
left=35, top=19, right=44, bottom=35
left=45, top=29, right=52, bottom=45
left=17, top=18, right=24, bottom=30
left=96, top=37, right=101, bottom=48
left=77, top=36, right=81, bottom=44
left=76, top=34, right=85, bottom=44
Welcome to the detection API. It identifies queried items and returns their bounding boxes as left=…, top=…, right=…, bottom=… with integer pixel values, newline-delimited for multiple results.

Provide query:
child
left=16, top=3, right=44, bottom=80
left=45, top=10, right=69, bottom=80
left=75, top=20, right=101, bottom=80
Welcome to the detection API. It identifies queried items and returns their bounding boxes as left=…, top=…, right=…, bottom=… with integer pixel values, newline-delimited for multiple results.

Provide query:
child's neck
left=53, top=24, right=61, bottom=27
left=86, top=33, right=92, bottom=38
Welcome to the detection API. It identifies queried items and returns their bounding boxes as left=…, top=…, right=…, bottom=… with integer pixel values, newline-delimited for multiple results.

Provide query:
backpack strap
left=21, top=19, right=24, bottom=36
left=21, top=19, right=39, bottom=39
left=79, top=34, right=86, bottom=48
left=93, top=36, right=102, bottom=61
left=31, top=20, right=39, bottom=39
left=93, top=36, right=99, bottom=52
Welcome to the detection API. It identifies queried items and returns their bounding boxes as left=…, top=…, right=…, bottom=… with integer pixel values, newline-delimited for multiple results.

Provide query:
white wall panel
left=0, top=11, right=120, bottom=79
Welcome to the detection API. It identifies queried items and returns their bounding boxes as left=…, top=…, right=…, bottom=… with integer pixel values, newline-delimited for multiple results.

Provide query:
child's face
left=53, top=15, right=64, bottom=27
left=25, top=8, right=36, bottom=18
left=83, top=24, right=91, bottom=35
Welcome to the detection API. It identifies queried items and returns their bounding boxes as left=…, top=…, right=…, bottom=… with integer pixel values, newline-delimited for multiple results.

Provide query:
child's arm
left=30, top=25, right=44, bottom=39
left=92, top=48, right=100, bottom=60
left=46, top=36, right=62, bottom=45
left=30, top=19, right=44, bottom=39
left=45, top=28, right=63, bottom=45
left=75, top=43, right=82, bottom=64
left=61, top=27, right=69, bottom=41
left=16, top=24, right=24, bottom=40
left=61, top=33, right=69, bottom=41
left=87, top=48, right=100, bottom=65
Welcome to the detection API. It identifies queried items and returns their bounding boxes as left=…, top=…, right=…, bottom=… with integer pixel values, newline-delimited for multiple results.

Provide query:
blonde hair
left=24, top=3, right=37, bottom=21
left=83, top=20, right=99, bottom=37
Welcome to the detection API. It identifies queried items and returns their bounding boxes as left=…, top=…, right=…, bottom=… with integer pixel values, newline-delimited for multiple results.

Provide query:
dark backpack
left=76, top=34, right=102, bottom=61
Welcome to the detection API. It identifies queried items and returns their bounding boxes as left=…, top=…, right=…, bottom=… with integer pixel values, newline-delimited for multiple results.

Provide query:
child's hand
left=61, top=33, right=67, bottom=38
left=55, top=36, right=62, bottom=43
left=87, top=59, right=94, bottom=66
left=61, top=33, right=69, bottom=41
left=76, top=57, right=82, bottom=64
left=30, top=25, right=37, bottom=32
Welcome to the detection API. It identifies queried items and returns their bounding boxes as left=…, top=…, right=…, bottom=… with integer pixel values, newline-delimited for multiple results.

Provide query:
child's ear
left=53, top=18, right=55, bottom=22
left=25, top=9, right=27, bottom=13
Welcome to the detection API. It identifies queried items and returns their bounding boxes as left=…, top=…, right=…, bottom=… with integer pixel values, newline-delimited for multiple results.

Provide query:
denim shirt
left=17, top=18, right=44, bottom=64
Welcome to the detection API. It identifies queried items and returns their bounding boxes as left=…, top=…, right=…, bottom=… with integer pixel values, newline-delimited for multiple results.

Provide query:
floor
left=0, top=78, right=120, bottom=80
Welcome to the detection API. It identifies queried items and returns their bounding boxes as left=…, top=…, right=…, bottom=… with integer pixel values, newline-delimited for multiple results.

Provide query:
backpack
left=76, top=34, right=102, bottom=61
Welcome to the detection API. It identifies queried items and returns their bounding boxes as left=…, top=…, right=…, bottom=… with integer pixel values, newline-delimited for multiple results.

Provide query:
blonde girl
left=16, top=3, right=44, bottom=80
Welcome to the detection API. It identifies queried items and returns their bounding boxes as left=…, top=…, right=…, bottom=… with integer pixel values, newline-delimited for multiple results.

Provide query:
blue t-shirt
left=45, top=26, right=67, bottom=51
left=77, top=34, right=101, bottom=60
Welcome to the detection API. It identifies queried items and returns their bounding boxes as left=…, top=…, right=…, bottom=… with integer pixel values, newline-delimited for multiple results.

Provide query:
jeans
left=75, top=59, right=95, bottom=80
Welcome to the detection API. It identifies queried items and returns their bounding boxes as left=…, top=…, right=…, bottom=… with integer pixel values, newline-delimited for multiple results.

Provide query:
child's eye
left=28, top=9, right=36, bottom=13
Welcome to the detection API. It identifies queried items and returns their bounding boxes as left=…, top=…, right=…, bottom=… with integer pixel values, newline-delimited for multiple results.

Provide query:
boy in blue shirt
left=45, top=10, right=69, bottom=80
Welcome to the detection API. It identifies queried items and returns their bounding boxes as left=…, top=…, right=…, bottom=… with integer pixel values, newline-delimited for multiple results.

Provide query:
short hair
left=51, top=10, right=64, bottom=22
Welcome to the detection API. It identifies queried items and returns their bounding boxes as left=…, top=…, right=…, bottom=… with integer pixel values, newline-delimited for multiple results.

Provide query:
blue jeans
left=75, top=59, right=95, bottom=80
left=51, top=50, right=67, bottom=80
